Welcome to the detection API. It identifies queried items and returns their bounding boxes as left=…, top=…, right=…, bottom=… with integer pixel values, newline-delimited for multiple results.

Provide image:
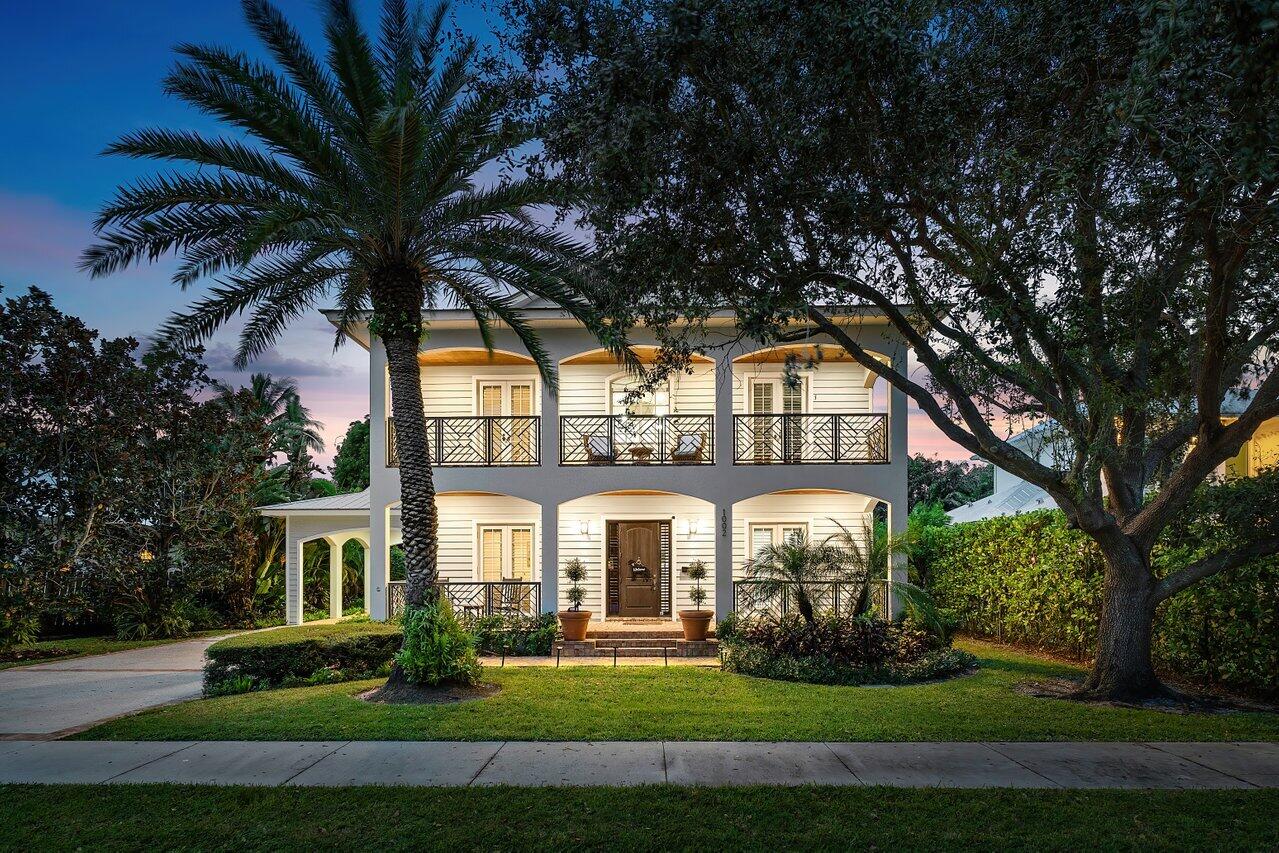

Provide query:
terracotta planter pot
left=679, top=610, right=714, bottom=642
left=558, top=610, right=592, bottom=641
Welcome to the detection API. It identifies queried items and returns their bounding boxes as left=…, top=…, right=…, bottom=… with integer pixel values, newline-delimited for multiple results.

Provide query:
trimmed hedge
left=923, top=484, right=1279, bottom=695
left=204, top=623, right=403, bottom=693
left=468, top=613, right=557, bottom=656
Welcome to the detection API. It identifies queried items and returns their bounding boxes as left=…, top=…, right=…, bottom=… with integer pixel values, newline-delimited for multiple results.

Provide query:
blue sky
left=0, top=0, right=964, bottom=466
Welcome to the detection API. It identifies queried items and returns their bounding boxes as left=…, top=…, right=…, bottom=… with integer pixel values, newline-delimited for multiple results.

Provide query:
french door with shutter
left=749, top=522, right=809, bottom=558
left=478, top=525, right=535, bottom=581
left=477, top=380, right=535, bottom=463
left=748, top=377, right=805, bottom=462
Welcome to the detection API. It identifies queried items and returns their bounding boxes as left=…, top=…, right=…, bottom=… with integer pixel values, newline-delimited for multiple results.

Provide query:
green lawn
left=79, top=639, right=1279, bottom=742
left=0, top=785, right=1274, bottom=851
left=0, top=630, right=236, bottom=671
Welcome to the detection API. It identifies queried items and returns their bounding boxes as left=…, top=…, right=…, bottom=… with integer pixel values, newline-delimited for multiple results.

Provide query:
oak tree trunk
left=1080, top=539, right=1165, bottom=701
left=372, top=271, right=439, bottom=610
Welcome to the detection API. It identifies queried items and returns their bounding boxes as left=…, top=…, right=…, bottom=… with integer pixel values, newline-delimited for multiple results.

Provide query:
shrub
left=203, top=622, right=402, bottom=693
left=718, top=613, right=974, bottom=686
left=467, top=612, right=557, bottom=655
left=0, top=609, right=40, bottom=651
left=113, top=598, right=193, bottom=641
left=395, top=600, right=481, bottom=687
left=923, top=474, right=1279, bottom=695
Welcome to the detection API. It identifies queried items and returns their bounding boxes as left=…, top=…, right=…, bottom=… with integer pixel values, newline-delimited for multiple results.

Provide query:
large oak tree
left=501, top=0, right=1279, bottom=698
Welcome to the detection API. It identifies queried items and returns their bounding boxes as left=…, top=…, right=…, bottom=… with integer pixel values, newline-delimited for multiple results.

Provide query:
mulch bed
left=359, top=682, right=501, bottom=705
left=0, top=647, right=75, bottom=664
left=1016, top=677, right=1279, bottom=715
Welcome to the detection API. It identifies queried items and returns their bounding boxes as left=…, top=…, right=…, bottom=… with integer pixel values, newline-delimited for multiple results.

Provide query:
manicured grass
left=79, top=639, right=1279, bottom=742
left=0, top=631, right=236, bottom=671
left=0, top=785, right=1275, bottom=851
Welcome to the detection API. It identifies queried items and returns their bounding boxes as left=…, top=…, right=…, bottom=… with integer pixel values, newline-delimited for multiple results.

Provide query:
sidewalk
left=1, top=740, right=1275, bottom=788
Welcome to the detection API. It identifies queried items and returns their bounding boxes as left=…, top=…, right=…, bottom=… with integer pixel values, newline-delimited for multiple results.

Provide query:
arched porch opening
left=557, top=489, right=715, bottom=621
left=730, top=488, right=898, bottom=619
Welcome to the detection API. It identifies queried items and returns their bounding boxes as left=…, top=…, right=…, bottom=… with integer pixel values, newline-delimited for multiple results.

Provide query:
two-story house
left=260, top=298, right=912, bottom=633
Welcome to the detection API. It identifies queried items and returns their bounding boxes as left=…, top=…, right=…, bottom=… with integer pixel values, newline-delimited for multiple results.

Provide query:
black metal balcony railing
left=560, top=414, right=715, bottom=465
left=732, top=413, right=888, bottom=464
left=732, top=579, right=890, bottom=621
left=387, top=580, right=540, bottom=619
left=387, top=416, right=540, bottom=467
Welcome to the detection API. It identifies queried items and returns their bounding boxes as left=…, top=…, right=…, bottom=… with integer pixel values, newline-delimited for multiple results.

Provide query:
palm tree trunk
left=373, top=274, right=439, bottom=610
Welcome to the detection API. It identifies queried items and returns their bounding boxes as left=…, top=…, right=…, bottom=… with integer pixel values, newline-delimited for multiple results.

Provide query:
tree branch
left=1153, top=537, right=1279, bottom=604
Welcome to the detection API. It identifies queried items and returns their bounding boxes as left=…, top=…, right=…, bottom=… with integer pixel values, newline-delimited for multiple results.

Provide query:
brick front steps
left=555, top=630, right=718, bottom=659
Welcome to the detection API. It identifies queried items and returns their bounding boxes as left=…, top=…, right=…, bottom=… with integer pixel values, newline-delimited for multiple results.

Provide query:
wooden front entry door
left=617, top=521, right=662, bottom=616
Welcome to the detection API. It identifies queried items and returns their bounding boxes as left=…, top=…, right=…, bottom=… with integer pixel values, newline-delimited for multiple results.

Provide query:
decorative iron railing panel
left=387, top=580, right=540, bottom=619
left=560, top=414, right=714, bottom=465
left=732, top=579, right=891, bottom=621
left=732, top=413, right=888, bottom=464
left=387, top=416, right=540, bottom=467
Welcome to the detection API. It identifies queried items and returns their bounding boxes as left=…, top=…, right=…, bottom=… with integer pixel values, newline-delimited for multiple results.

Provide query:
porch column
left=328, top=537, right=344, bottom=620
left=713, top=356, right=734, bottom=466
left=540, top=501, right=558, bottom=614
left=886, top=345, right=910, bottom=617
left=362, top=541, right=371, bottom=615
left=285, top=517, right=302, bottom=626
left=369, top=501, right=392, bottom=621
left=714, top=502, right=733, bottom=622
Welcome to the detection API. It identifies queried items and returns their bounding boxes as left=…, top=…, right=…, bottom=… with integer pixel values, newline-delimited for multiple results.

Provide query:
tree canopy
left=500, top=0, right=1279, bottom=698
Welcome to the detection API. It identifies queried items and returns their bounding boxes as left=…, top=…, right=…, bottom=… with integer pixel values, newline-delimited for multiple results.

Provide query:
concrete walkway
left=0, top=635, right=235, bottom=738
left=1, top=740, right=1275, bottom=788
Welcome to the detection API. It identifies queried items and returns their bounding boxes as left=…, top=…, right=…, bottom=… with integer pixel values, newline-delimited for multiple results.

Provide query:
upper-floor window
left=748, top=375, right=807, bottom=414
left=609, top=375, right=669, bottom=417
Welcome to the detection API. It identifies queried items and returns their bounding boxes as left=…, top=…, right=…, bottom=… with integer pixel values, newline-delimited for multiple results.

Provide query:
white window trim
left=471, top=376, right=540, bottom=416
left=747, top=521, right=810, bottom=558
left=474, top=523, right=536, bottom=582
left=743, top=372, right=812, bottom=414
left=603, top=370, right=673, bottom=416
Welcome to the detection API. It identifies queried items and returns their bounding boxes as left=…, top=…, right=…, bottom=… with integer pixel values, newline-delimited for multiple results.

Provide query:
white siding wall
left=434, top=494, right=541, bottom=582
left=421, top=365, right=540, bottom=416
left=560, top=362, right=716, bottom=415
left=731, top=361, right=872, bottom=414
left=557, top=493, right=716, bottom=616
left=732, top=491, right=877, bottom=578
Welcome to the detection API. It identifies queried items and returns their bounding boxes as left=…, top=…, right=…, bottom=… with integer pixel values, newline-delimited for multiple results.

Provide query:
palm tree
left=739, top=535, right=866, bottom=625
left=81, top=0, right=624, bottom=611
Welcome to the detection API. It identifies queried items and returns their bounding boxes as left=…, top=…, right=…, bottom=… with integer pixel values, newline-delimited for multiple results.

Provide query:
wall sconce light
left=688, top=518, right=701, bottom=536
left=578, top=519, right=591, bottom=536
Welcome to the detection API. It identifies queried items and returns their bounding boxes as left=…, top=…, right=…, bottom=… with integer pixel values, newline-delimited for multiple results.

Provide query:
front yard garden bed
left=204, top=622, right=402, bottom=694
left=718, top=614, right=976, bottom=686
left=82, top=639, right=1279, bottom=743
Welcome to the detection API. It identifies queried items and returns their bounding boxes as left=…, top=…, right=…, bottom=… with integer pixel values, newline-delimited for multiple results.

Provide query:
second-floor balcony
left=560, top=414, right=715, bottom=465
left=733, top=413, right=889, bottom=464
left=387, top=416, right=540, bottom=467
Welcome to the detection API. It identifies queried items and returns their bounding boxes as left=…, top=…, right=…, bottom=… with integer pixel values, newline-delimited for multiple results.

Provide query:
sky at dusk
left=0, top=0, right=968, bottom=467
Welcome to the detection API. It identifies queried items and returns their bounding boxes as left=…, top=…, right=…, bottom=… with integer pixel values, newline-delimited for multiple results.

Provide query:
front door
left=617, top=521, right=662, bottom=616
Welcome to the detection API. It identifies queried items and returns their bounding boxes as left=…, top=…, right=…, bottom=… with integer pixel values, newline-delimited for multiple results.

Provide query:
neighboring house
left=948, top=399, right=1279, bottom=524
left=260, top=298, right=912, bottom=626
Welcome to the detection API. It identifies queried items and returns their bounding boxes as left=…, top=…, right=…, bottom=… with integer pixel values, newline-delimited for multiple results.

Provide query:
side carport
left=258, top=490, right=397, bottom=626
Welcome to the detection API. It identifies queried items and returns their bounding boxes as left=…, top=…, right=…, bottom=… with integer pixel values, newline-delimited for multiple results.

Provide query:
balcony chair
left=670, top=432, right=706, bottom=463
left=583, top=434, right=616, bottom=463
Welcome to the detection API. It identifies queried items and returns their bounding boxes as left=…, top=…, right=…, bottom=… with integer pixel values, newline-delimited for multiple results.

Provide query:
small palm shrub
left=395, top=600, right=481, bottom=687
left=112, top=598, right=193, bottom=641
left=0, top=609, right=39, bottom=652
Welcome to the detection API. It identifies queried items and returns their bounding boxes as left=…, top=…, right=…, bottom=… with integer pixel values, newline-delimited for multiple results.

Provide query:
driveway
left=0, top=635, right=232, bottom=738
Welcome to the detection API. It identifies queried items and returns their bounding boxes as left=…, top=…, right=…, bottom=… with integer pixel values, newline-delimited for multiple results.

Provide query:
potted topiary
left=679, top=560, right=714, bottom=642
left=558, top=557, right=592, bottom=641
